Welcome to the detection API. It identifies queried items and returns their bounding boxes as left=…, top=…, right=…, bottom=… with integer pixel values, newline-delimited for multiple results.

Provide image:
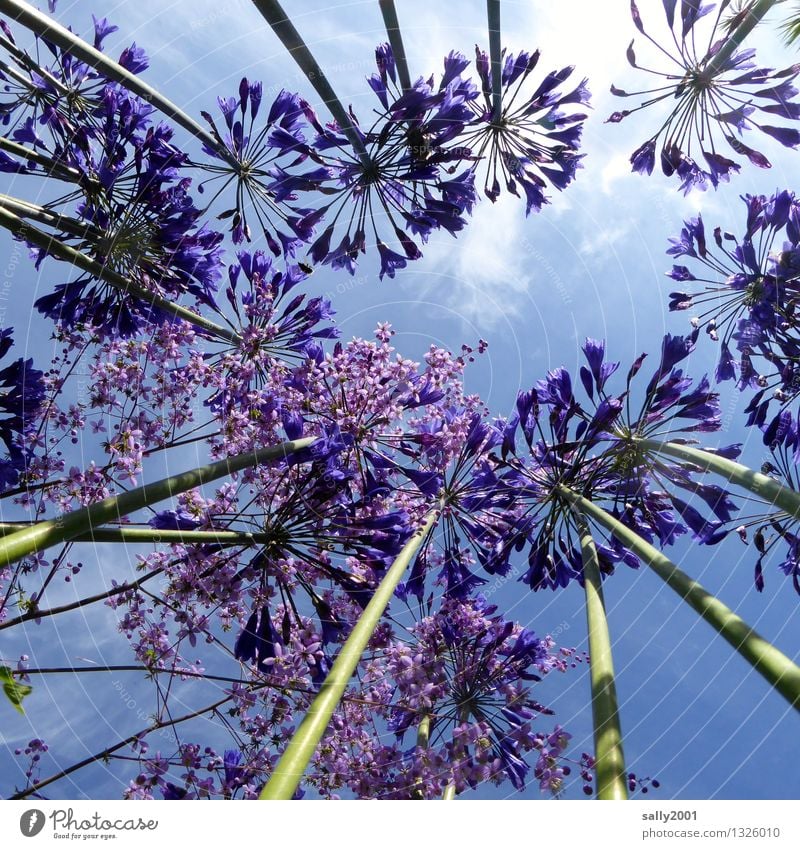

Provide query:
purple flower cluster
left=609, top=1, right=800, bottom=192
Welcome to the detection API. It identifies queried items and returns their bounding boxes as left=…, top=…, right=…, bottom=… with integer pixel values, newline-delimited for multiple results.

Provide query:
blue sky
left=1, top=0, right=800, bottom=800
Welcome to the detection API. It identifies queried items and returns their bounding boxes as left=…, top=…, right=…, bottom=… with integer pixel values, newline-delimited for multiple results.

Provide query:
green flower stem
left=379, top=0, right=412, bottom=92
left=250, top=0, right=371, bottom=167
left=259, top=508, right=439, bottom=800
left=639, top=438, right=800, bottom=520
left=0, top=523, right=273, bottom=546
left=559, top=487, right=800, bottom=711
left=0, top=136, right=82, bottom=182
left=573, top=509, right=629, bottom=801
left=416, top=713, right=431, bottom=749
left=441, top=704, right=471, bottom=800
left=487, top=0, right=503, bottom=123
left=0, top=0, right=231, bottom=163
left=0, top=203, right=240, bottom=345
left=0, top=438, right=316, bottom=569
left=411, top=713, right=432, bottom=800
left=705, top=0, right=779, bottom=76
left=0, top=193, right=100, bottom=240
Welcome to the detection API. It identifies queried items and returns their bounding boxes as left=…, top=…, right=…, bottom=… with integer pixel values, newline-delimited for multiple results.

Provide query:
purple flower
left=303, top=44, right=477, bottom=275
left=609, top=1, right=800, bottom=191
left=0, top=329, right=46, bottom=491
left=461, top=47, right=589, bottom=213
left=198, top=81, right=319, bottom=253
left=664, top=191, right=800, bottom=410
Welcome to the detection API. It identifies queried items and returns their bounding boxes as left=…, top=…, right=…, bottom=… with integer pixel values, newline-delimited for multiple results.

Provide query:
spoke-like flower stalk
left=0, top=438, right=316, bottom=568
left=573, top=510, right=628, bottom=801
left=378, top=0, right=411, bottom=91
left=0, top=203, right=239, bottom=344
left=486, top=0, right=503, bottom=123
left=560, top=488, right=800, bottom=711
left=0, top=0, right=231, bottom=163
left=249, top=0, right=371, bottom=166
left=706, top=0, right=780, bottom=76
left=640, top=439, right=800, bottom=520
left=259, top=508, right=439, bottom=800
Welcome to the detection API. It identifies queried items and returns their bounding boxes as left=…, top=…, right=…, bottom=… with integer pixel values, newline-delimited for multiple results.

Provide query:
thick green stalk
left=487, top=0, right=503, bottom=123
left=416, top=713, right=431, bottom=749
left=573, top=511, right=628, bottom=800
left=378, top=0, right=412, bottom=91
left=441, top=704, right=471, bottom=800
left=706, top=0, right=778, bottom=75
left=0, top=136, right=82, bottom=182
left=259, top=508, right=439, bottom=800
left=0, top=523, right=273, bottom=546
left=250, top=0, right=370, bottom=166
left=0, top=204, right=240, bottom=344
left=559, top=488, right=800, bottom=711
left=0, top=438, right=316, bottom=569
left=0, top=0, right=231, bottom=162
left=639, top=439, right=800, bottom=520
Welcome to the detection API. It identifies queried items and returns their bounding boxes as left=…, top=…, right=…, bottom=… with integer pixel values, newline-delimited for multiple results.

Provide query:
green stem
left=559, top=487, right=800, bottom=711
left=378, top=0, right=412, bottom=92
left=639, top=439, right=800, bottom=520
left=0, top=203, right=240, bottom=344
left=250, top=0, right=371, bottom=166
left=0, top=0, right=231, bottom=163
left=442, top=704, right=470, bottom=800
left=705, top=0, right=778, bottom=75
left=0, top=136, right=82, bottom=182
left=259, top=508, right=439, bottom=800
left=0, top=523, right=273, bottom=546
left=0, top=438, right=316, bottom=569
left=573, top=510, right=628, bottom=801
left=416, top=713, right=431, bottom=749
left=487, top=0, right=503, bottom=123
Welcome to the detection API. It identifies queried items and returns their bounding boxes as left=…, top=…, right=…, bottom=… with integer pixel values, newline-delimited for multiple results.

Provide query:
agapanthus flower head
left=24, top=87, right=224, bottom=337
left=198, top=81, right=323, bottom=253
left=0, top=14, right=149, bottom=164
left=390, top=407, right=530, bottom=602
left=385, top=596, right=571, bottom=793
left=665, top=191, right=800, bottom=419
left=200, top=250, right=338, bottom=416
left=608, top=1, right=800, bottom=192
left=0, top=327, right=46, bottom=491
left=304, top=44, right=478, bottom=278
left=461, top=46, right=589, bottom=213
left=500, top=332, right=738, bottom=591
